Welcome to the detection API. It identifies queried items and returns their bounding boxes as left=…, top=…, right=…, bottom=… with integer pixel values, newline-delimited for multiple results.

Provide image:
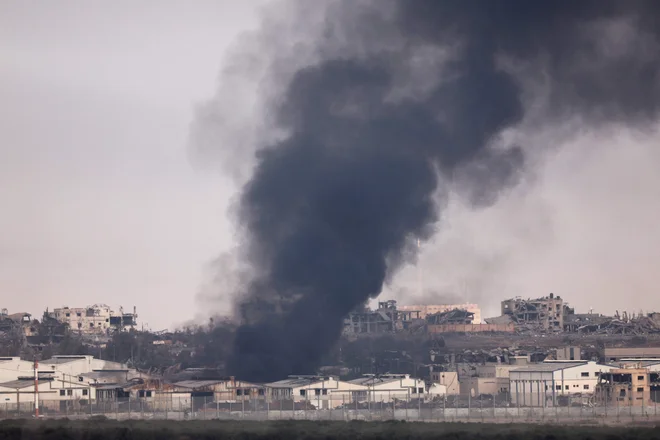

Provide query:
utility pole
left=34, top=358, right=39, bottom=418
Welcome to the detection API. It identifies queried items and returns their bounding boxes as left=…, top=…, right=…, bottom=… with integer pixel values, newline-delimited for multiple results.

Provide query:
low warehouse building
left=509, top=361, right=613, bottom=407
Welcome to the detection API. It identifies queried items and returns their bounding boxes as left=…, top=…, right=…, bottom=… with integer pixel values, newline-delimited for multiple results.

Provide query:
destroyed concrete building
left=48, top=304, right=137, bottom=335
left=488, top=294, right=564, bottom=332
left=342, top=300, right=423, bottom=336
left=426, top=309, right=474, bottom=325
left=595, top=366, right=660, bottom=406
left=398, top=304, right=482, bottom=324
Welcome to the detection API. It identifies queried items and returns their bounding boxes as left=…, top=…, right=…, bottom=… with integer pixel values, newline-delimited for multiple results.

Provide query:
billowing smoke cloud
left=193, top=0, right=660, bottom=382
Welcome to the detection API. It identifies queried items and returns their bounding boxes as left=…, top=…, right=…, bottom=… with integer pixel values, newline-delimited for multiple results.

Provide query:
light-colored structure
left=49, top=304, right=137, bottom=334
left=0, top=357, right=37, bottom=383
left=460, top=364, right=518, bottom=397
left=556, top=346, right=582, bottom=361
left=398, top=304, right=482, bottom=324
left=40, top=355, right=126, bottom=377
left=348, top=374, right=426, bottom=403
left=266, top=376, right=367, bottom=409
left=509, top=361, right=614, bottom=407
left=431, top=370, right=459, bottom=395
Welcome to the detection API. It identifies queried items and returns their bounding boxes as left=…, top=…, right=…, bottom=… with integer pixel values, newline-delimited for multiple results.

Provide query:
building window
left=637, top=387, right=644, bottom=392
left=545, top=385, right=548, bottom=390
left=620, top=389, right=626, bottom=397
left=78, top=377, right=83, bottom=382
left=236, top=389, right=242, bottom=396
left=67, top=389, right=72, bottom=396
left=139, top=390, right=145, bottom=397
left=565, top=385, right=569, bottom=390
left=146, top=391, right=152, bottom=397
left=76, top=313, right=81, bottom=317
left=300, top=390, right=306, bottom=396
left=65, top=313, right=70, bottom=317
left=418, top=388, right=424, bottom=394
left=315, top=389, right=321, bottom=396
left=89, top=323, right=94, bottom=328
left=60, top=390, right=65, bottom=396
left=556, top=385, right=561, bottom=391
left=322, top=389, right=327, bottom=395
left=638, top=376, right=645, bottom=381
left=83, top=389, right=88, bottom=396
left=412, top=388, right=417, bottom=394
left=581, top=372, right=589, bottom=377
left=583, top=385, right=589, bottom=390
left=258, top=389, right=265, bottom=396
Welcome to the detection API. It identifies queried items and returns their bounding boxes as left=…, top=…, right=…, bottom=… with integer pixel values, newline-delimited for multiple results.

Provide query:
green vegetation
left=0, top=419, right=659, bottom=440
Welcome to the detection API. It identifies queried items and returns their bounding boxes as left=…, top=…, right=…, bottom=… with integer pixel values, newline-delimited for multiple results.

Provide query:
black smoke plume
left=200, top=0, right=660, bottom=382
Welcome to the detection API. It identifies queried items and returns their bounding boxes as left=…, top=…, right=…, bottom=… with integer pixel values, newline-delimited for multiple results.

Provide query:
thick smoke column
left=207, top=0, right=660, bottom=382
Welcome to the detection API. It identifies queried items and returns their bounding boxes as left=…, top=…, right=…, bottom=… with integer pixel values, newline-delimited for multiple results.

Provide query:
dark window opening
left=236, top=389, right=242, bottom=396
left=60, top=390, right=65, bottom=396
left=583, top=385, right=589, bottom=390
left=300, top=390, right=306, bottom=396
left=637, top=387, right=644, bottom=392
left=638, top=376, right=645, bottom=381
left=67, top=389, right=72, bottom=396
left=82, top=389, right=88, bottom=396
left=314, top=389, right=321, bottom=396
left=322, top=389, right=327, bottom=395
left=581, top=372, right=589, bottom=377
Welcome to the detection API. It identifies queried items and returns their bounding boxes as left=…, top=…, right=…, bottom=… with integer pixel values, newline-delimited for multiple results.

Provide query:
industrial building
left=348, top=374, right=426, bottom=403
left=265, top=376, right=367, bottom=409
left=509, top=361, right=613, bottom=407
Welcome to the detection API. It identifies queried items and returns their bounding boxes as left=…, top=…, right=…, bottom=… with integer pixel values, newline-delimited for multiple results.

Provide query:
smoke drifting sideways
left=194, top=0, right=660, bottom=382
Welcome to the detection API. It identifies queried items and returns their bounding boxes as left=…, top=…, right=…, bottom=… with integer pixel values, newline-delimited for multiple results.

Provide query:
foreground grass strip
left=0, top=419, right=659, bottom=440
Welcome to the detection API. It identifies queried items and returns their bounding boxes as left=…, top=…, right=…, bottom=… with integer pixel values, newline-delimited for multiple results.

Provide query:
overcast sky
left=3, top=1, right=660, bottom=331
left=0, top=1, right=266, bottom=330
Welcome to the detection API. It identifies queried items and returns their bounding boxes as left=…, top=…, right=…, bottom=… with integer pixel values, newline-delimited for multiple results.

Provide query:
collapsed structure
left=343, top=301, right=424, bottom=336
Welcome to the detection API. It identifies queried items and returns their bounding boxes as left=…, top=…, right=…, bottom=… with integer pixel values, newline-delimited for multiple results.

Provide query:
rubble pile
left=426, top=309, right=474, bottom=325
left=576, top=312, right=660, bottom=335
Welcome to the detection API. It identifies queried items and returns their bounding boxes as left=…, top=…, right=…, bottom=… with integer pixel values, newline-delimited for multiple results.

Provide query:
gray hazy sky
left=3, top=1, right=660, bottom=331
left=0, top=1, right=266, bottom=330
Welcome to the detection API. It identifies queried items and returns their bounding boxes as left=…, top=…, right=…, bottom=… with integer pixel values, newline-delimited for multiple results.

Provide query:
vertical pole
left=33, top=358, right=39, bottom=418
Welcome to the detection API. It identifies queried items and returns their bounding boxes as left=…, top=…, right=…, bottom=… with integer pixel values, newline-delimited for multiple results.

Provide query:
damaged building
left=49, top=304, right=137, bottom=335
left=343, top=300, right=423, bottom=336
left=596, top=365, right=660, bottom=406
left=487, top=294, right=564, bottom=332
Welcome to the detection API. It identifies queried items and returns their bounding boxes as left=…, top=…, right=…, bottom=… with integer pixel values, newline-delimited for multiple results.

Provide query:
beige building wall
left=431, top=371, right=460, bottom=395
left=399, top=304, right=482, bottom=324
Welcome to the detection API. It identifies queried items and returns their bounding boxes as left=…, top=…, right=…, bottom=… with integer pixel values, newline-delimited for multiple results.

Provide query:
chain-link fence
left=2, top=393, right=660, bottom=424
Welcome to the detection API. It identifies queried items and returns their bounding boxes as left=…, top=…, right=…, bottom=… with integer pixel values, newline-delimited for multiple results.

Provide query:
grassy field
left=1, top=418, right=659, bottom=439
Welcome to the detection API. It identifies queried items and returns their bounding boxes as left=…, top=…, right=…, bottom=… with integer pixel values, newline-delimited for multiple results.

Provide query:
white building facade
left=266, top=376, right=367, bottom=409
left=510, top=361, right=614, bottom=407
left=349, top=374, right=426, bottom=403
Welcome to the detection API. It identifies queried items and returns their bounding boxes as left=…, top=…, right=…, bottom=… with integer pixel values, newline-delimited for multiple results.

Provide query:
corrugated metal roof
left=511, top=362, right=590, bottom=372
left=0, top=379, right=35, bottom=389
left=173, top=380, right=224, bottom=389
left=266, top=378, right=322, bottom=388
